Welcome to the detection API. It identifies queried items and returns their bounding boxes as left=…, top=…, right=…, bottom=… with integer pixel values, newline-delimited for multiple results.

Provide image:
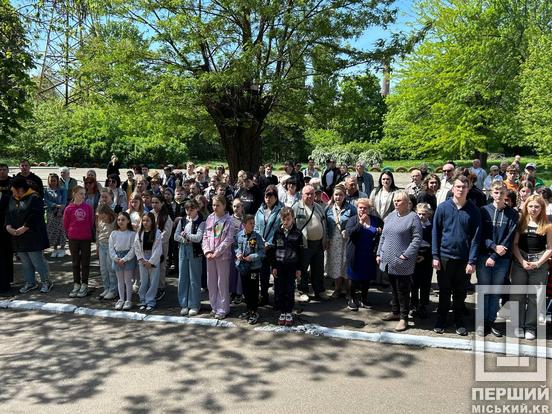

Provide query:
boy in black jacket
left=271, top=207, right=303, bottom=326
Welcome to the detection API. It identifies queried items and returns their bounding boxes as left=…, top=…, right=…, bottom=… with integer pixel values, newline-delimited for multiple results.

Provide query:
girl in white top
left=134, top=212, right=163, bottom=310
left=151, top=195, right=174, bottom=298
left=109, top=212, right=137, bottom=310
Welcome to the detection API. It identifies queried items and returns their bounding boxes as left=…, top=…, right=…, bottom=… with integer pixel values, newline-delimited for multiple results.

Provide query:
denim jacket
left=234, top=229, right=265, bottom=272
left=326, top=201, right=357, bottom=239
left=254, top=201, right=283, bottom=246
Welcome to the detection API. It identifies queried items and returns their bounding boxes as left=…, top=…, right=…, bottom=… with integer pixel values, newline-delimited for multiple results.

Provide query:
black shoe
left=248, top=312, right=259, bottom=325
left=233, top=294, right=243, bottom=305
left=155, top=288, right=166, bottom=301
left=347, top=298, right=358, bottom=311
left=358, top=300, right=372, bottom=309
left=491, top=324, right=503, bottom=338
left=434, top=320, right=446, bottom=334
left=259, top=295, right=268, bottom=307
left=455, top=325, right=468, bottom=336
left=417, top=306, right=427, bottom=319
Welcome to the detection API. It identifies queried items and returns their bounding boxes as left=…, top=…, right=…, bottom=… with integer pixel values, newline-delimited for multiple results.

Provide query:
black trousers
left=275, top=264, right=296, bottom=313
left=260, top=258, right=271, bottom=299
left=438, top=257, right=468, bottom=324
left=299, top=239, right=324, bottom=295
left=241, top=269, right=260, bottom=312
left=68, top=239, right=91, bottom=284
left=411, top=251, right=432, bottom=307
left=387, top=273, right=411, bottom=320
left=0, top=231, right=13, bottom=290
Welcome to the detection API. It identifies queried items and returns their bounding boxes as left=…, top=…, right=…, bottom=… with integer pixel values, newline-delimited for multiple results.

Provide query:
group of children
left=63, top=183, right=304, bottom=326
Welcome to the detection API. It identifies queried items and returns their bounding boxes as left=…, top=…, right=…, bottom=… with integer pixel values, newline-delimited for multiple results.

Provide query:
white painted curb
left=1, top=300, right=550, bottom=357
left=74, top=307, right=146, bottom=321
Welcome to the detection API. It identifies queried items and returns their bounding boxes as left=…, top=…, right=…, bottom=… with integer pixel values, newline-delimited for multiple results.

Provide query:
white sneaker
left=525, top=330, right=536, bottom=340
left=58, top=249, right=65, bottom=258
left=298, top=294, right=310, bottom=303
left=114, top=300, right=124, bottom=310
left=132, top=283, right=139, bottom=293
left=513, top=328, right=525, bottom=338
left=188, top=309, right=199, bottom=317
left=76, top=284, right=88, bottom=298
left=69, top=283, right=81, bottom=297
left=122, top=300, right=133, bottom=311
left=103, top=291, right=117, bottom=300
left=180, top=308, right=189, bottom=316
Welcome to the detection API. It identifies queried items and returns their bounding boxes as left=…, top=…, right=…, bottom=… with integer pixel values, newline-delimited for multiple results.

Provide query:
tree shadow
left=0, top=310, right=420, bottom=412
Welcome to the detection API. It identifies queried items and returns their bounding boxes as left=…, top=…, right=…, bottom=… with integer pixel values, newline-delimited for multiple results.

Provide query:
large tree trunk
left=204, top=85, right=270, bottom=181
left=217, top=122, right=262, bottom=182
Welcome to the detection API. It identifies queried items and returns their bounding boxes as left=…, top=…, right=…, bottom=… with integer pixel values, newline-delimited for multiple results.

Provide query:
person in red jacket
left=64, top=185, right=95, bottom=298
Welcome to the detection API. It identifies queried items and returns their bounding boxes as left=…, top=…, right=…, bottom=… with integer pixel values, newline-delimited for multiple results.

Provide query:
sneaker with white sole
left=513, top=328, right=525, bottom=338
left=40, top=280, right=53, bottom=293
left=298, top=293, right=310, bottom=303
left=248, top=312, right=259, bottom=325
left=19, top=282, right=38, bottom=294
left=132, top=283, right=139, bottom=293
left=122, top=301, right=133, bottom=311
left=278, top=313, right=286, bottom=325
left=180, top=307, right=189, bottom=316
left=76, top=284, right=88, bottom=298
left=285, top=313, right=293, bottom=326
left=69, top=283, right=80, bottom=297
left=525, top=329, right=536, bottom=340
left=188, top=309, right=199, bottom=317
left=114, top=300, right=124, bottom=310
left=103, top=291, right=117, bottom=300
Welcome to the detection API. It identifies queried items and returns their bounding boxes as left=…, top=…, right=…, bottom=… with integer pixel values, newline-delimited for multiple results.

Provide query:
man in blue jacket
left=432, top=175, right=481, bottom=336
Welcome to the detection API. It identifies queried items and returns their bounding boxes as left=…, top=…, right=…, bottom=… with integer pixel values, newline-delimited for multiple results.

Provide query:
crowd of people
left=1, top=156, right=551, bottom=336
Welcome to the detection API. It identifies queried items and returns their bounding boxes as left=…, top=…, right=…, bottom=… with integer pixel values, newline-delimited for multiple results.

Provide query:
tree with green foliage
left=99, top=0, right=398, bottom=177
left=518, top=30, right=552, bottom=159
left=0, top=0, right=33, bottom=138
left=383, top=0, right=549, bottom=161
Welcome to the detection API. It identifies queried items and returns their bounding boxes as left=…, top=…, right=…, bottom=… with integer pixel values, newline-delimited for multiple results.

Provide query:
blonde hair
left=415, top=202, right=433, bottom=218
left=356, top=198, right=372, bottom=209
left=517, top=195, right=550, bottom=236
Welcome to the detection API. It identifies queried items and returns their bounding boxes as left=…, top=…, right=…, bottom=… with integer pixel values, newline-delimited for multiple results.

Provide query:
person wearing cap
left=469, top=159, right=487, bottom=190
left=523, top=163, right=544, bottom=189
left=254, top=185, right=284, bottom=306
left=354, top=161, right=374, bottom=196
left=235, top=172, right=262, bottom=215
left=302, top=158, right=319, bottom=179
left=322, top=159, right=339, bottom=196
left=292, top=185, right=329, bottom=302
left=483, top=165, right=503, bottom=195
left=59, top=167, right=77, bottom=197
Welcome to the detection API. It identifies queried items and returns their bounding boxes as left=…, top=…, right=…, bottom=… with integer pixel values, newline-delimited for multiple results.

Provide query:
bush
left=357, top=149, right=384, bottom=168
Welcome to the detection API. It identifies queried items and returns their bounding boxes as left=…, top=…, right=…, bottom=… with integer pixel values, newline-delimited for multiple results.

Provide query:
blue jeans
left=98, top=242, right=117, bottom=294
left=476, top=256, right=511, bottom=322
left=138, top=262, right=160, bottom=307
left=18, top=251, right=50, bottom=285
left=177, top=245, right=203, bottom=310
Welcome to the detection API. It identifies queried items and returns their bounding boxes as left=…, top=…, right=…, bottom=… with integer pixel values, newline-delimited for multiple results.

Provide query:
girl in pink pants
left=202, top=195, right=235, bottom=319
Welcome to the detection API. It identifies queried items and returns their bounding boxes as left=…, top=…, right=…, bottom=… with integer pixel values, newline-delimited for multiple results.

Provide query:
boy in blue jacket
left=235, top=214, right=265, bottom=324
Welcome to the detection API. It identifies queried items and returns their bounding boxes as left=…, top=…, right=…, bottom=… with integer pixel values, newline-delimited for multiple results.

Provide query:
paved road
left=0, top=311, right=550, bottom=414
